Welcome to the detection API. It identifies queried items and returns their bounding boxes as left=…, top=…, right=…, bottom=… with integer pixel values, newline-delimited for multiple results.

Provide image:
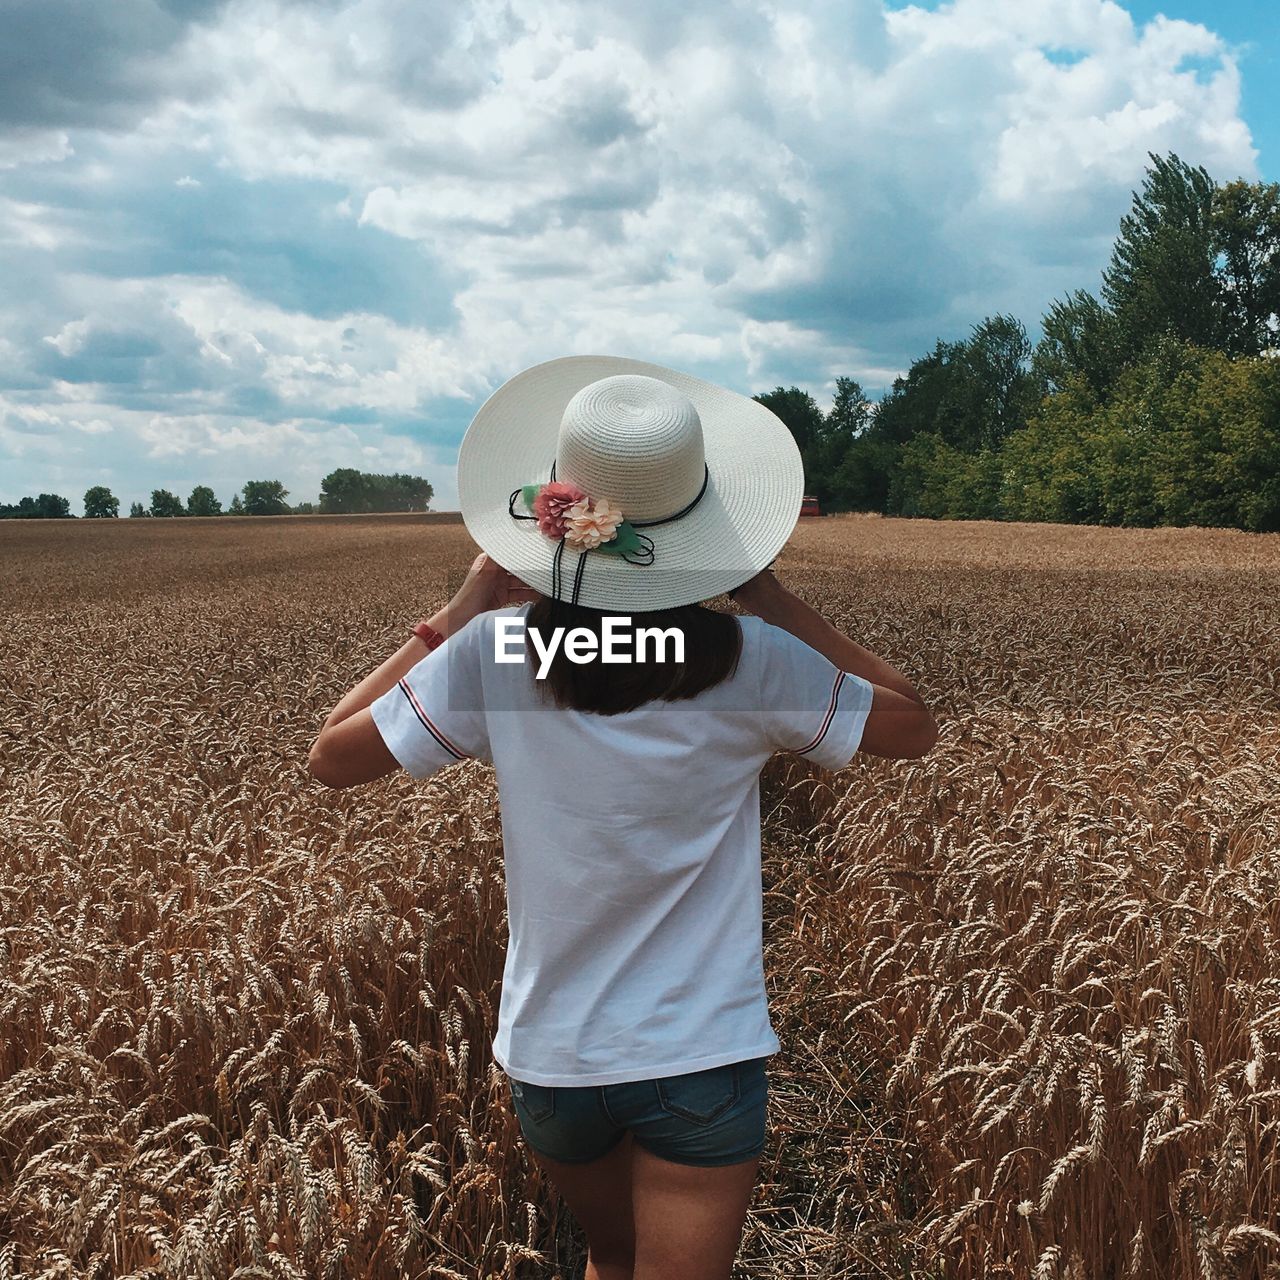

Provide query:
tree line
left=754, top=152, right=1280, bottom=532
left=1, top=470, right=434, bottom=519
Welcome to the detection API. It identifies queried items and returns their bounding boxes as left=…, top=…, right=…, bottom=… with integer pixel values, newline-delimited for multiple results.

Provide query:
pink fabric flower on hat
left=563, top=496, right=625, bottom=549
left=531, top=481, right=586, bottom=539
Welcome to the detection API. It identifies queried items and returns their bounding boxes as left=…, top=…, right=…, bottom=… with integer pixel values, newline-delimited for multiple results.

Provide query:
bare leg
left=529, top=1131, right=636, bottom=1279
left=630, top=1143, right=760, bottom=1280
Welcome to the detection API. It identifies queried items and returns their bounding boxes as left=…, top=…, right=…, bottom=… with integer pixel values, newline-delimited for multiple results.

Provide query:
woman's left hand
left=441, top=553, right=541, bottom=634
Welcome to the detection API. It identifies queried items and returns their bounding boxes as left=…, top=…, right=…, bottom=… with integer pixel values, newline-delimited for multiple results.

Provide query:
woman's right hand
left=436, top=553, right=541, bottom=637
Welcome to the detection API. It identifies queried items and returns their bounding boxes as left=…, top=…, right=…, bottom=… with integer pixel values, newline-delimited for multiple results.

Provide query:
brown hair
left=523, top=596, right=742, bottom=715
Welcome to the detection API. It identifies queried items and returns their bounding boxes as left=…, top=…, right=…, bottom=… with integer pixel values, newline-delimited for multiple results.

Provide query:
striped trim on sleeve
left=397, top=678, right=470, bottom=760
left=795, top=669, right=844, bottom=756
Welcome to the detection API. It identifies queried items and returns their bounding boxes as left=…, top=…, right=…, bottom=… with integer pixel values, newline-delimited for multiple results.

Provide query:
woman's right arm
left=731, top=569, right=938, bottom=760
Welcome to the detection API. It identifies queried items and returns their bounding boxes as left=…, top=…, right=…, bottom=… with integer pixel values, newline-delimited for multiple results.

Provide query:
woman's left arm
left=307, top=553, right=538, bottom=788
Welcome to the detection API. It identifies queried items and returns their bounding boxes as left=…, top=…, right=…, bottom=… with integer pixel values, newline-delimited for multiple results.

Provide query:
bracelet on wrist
left=412, top=620, right=446, bottom=652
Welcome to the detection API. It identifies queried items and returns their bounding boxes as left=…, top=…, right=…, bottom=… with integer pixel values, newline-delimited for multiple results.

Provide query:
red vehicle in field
left=799, top=494, right=821, bottom=517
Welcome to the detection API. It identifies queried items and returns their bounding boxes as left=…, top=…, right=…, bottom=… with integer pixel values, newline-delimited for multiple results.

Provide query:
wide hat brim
left=458, top=354, right=803, bottom=611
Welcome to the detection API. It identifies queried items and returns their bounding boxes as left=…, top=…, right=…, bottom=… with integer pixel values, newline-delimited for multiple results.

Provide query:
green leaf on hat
left=594, top=520, right=643, bottom=556
left=520, top=484, right=542, bottom=511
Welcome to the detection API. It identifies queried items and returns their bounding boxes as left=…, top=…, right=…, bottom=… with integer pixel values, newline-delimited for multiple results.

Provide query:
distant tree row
left=3, top=471, right=433, bottom=519
left=128, top=480, right=293, bottom=518
left=757, top=152, right=1280, bottom=533
left=0, top=493, right=73, bottom=519
left=318, top=468, right=434, bottom=513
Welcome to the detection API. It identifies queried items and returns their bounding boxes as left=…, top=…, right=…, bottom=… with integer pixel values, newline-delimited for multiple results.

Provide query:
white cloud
left=0, top=197, right=80, bottom=250
left=169, top=0, right=1255, bottom=351
left=0, top=129, right=73, bottom=170
left=168, top=279, right=485, bottom=409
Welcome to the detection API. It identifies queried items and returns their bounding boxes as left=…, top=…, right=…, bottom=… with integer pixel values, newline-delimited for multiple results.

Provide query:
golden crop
left=1, top=512, right=1277, bottom=1278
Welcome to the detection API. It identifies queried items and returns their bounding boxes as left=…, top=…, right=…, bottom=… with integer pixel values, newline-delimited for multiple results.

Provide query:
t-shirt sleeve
left=369, top=613, right=492, bottom=779
left=756, top=621, right=876, bottom=771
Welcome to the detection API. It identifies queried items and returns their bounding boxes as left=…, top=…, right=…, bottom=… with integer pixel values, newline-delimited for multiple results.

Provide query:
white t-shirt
left=370, top=604, right=875, bottom=1087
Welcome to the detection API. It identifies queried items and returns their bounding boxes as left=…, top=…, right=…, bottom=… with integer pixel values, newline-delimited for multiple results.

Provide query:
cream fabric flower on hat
left=563, top=496, right=624, bottom=549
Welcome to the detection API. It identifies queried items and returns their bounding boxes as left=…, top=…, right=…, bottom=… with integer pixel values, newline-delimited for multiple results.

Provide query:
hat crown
left=556, top=375, right=706, bottom=521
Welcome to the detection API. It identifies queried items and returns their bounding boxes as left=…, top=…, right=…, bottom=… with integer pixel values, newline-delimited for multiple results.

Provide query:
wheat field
left=1, top=512, right=1278, bottom=1279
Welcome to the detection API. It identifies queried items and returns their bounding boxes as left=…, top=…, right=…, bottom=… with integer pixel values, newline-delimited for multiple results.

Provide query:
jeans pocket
left=511, top=1078, right=556, bottom=1125
left=656, top=1063, right=740, bottom=1126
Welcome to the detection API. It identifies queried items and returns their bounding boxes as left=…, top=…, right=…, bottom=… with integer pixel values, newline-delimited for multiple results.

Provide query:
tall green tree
left=864, top=315, right=1041, bottom=515
left=831, top=431, right=897, bottom=512
left=149, top=489, right=185, bottom=517
left=228, top=494, right=245, bottom=515
left=1032, top=290, right=1120, bottom=399
left=815, top=377, right=875, bottom=508
left=752, top=386, right=826, bottom=455
left=753, top=386, right=838, bottom=505
left=961, top=315, right=1041, bottom=450
left=319, top=467, right=368, bottom=514
left=1213, top=177, right=1280, bottom=357
left=376, top=473, right=433, bottom=512
left=1102, top=151, right=1224, bottom=360
left=870, top=344, right=957, bottom=449
left=240, top=480, right=290, bottom=515
left=187, top=485, right=222, bottom=516
left=38, top=493, right=71, bottom=517
left=827, top=377, right=873, bottom=439
left=129, top=501, right=147, bottom=518
left=83, top=486, right=119, bottom=518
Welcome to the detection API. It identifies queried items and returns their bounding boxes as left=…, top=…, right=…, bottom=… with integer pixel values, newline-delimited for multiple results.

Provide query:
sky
left=0, top=0, right=1275, bottom=513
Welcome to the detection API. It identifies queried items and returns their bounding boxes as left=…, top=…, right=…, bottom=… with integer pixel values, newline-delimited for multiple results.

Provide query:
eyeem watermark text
left=494, top=617, right=685, bottom=679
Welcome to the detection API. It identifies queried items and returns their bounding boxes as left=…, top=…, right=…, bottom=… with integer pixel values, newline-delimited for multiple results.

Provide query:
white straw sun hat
left=457, top=354, right=803, bottom=612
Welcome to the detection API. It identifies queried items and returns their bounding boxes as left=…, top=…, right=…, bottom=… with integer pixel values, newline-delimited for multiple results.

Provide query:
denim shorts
left=507, top=1056, right=769, bottom=1167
